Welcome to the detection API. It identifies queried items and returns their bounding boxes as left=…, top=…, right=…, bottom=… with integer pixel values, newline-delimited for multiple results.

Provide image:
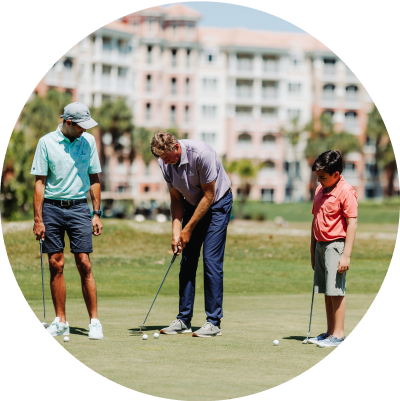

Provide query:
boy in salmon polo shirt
left=308, top=150, right=358, bottom=347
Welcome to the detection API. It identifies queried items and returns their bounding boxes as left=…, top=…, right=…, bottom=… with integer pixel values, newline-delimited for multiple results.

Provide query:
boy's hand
left=338, top=255, right=350, bottom=273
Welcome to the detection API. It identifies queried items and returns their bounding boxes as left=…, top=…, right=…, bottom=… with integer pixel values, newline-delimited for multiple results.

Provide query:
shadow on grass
left=128, top=325, right=201, bottom=335
left=282, top=335, right=306, bottom=342
left=70, top=327, right=89, bottom=336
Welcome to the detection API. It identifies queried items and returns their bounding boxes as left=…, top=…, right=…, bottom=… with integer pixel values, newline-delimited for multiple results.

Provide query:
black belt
left=44, top=198, right=87, bottom=207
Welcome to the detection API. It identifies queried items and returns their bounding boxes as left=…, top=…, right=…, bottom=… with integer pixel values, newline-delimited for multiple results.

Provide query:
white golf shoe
left=88, top=318, right=103, bottom=340
left=46, top=317, right=70, bottom=337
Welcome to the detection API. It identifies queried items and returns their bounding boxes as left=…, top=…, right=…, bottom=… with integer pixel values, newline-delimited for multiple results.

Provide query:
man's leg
left=177, top=204, right=207, bottom=325
left=202, top=193, right=232, bottom=327
left=74, top=252, right=98, bottom=321
left=48, top=252, right=67, bottom=323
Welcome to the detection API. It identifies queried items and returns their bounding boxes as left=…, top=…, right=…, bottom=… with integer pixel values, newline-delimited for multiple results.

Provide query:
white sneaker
left=88, top=318, right=103, bottom=340
left=46, top=317, right=70, bottom=337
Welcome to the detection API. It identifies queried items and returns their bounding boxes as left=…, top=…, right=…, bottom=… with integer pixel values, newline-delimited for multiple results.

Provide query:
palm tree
left=366, top=105, right=397, bottom=196
left=225, top=159, right=259, bottom=219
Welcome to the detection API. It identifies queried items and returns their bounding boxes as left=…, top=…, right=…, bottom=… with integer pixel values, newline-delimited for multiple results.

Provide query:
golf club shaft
left=39, top=239, right=46, bottom=322
left=140, top=253, right=177, bottom=328
left=307, top=285, right=315, bottom=336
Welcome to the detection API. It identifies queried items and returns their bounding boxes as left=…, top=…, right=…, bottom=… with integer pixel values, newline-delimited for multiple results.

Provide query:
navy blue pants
left=177, top=191, right=232, bottom=327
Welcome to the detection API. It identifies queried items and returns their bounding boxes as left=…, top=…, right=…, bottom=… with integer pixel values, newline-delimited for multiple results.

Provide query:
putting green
left=29, top=293, right=375, bottom=400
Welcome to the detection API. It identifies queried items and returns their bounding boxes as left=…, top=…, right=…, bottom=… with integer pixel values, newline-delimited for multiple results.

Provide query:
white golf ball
left=142, top=334, right=148, bottom=340
left=153, top=333, right=159, bottom=339
left=63, top=336, right=69, bottom=342
left=319, top=343, right=325, bottom=348
left=273, top=340, right=279, bottom=346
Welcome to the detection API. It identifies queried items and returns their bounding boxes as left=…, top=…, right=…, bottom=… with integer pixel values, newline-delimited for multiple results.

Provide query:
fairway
left=3, top=219, right=396, bottom=400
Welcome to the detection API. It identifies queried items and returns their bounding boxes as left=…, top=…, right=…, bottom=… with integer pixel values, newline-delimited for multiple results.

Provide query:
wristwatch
left=93, top=210, right=102, bottom=217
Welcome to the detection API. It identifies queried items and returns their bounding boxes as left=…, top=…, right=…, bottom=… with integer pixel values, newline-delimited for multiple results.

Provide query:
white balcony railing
left=237, top=60, right=253, bottom=71
left=322, top=92, right=335, bottom=101
left=263, top=61, right=279, bottom=73
left=236, top=87, right=253, bottom=98
left=262, top=89, right=278, bottom=99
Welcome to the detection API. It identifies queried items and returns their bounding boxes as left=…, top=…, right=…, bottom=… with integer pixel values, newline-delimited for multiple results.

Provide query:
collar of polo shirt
left=56, top=124, right=81, bottom=143
left=322, top=175, right=344, bottom=198
left=175, top=140, right=188, bottom=167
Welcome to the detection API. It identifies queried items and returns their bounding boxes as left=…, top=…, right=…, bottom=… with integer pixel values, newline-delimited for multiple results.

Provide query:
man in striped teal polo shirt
left=31, top=102, right=104, bottom=340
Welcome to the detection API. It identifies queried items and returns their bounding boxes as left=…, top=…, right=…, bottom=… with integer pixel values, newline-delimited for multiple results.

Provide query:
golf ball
left=318, top=343, right=325, bottom=348
left=154, top=333, right=159, bottom=339
left=273, top=340, right=279, bottom=346
left=63, top=336, right=69, bottom=342
left=142, top=334, right=148, bottom=340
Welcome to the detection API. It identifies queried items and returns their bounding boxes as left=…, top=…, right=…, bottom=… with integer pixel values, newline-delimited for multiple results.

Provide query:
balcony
left=237, top=59, right=253, bottom=72
left=344, top=119, right=359, bottom=135
left=236, top=87, right=253, bottom=99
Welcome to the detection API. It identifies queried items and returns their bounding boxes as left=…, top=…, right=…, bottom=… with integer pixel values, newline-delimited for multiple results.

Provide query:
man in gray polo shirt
left=31, top=102, right=104, bottom=340
left=150, top=131, right=232, bottom=337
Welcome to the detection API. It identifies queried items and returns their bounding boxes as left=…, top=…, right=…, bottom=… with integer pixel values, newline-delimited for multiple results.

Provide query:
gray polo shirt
left=158, top=140, right=231, bottom=206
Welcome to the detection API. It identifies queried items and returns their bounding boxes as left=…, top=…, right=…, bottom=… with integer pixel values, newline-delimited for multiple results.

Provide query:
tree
left=1, top=130, right=35, bottom=219
left=131, top=127, right=153, bottom=166
left=20, top=88, right=72, bottom=143
left=225, top=159, right=259, bottom=220
left=304, top=113, right=361, bottom=200
left=366, top=105, right=397, bottom=196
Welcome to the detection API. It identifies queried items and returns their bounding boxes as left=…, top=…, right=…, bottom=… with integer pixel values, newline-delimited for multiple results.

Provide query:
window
left=170, top=105, right=176, bottom=124
left=346, top=85, right=358, bottom=102
left=262, top=134, right=276, bottom=145
left=117, top=39, right=128, bottom=54
left=144, top=186, right=150, bottom=193
left=78, top=64, right=85, bottom=81
left=208, top=54, right=213, bottom=63
left=185, top=78, right=190, bottom=95
left=323, top=58, right=336, bottom=75
left=202, top=105, right=217, bottom=119
left=146, top=75, right=151, bottom=92
left=102, top=65, right=111, bottom=75
left=102, top=37, right=112, bottom=51
left=171, top=78, right=176, bottom=95
left=146, top=103, right=151, bottom=121
left=201, top=132, right=216, bottom=144
left=236, top=80, right=253, bottom=98
left=186, top=49, right=191, bottom=67
left=262, top=81, right=278, bottom=98
left=147, top=46, right=152, bottom=64
left=263, top=56, right=278, bottom=72
left=261, top=188, right=274, bottom=202
left=237, top=54, right=253, bottom=71
left=185, top=105, right=189, bottom=123
left=323, top=84, right=335, bottom=100
left=261, top=107, right=277, bottom=119
left=171, top=49, right=177, bottom=67
left=287, top=109, right=301, bottom=120
left=238, top=133, right=252, bottom=145
left=323, top=109, right=335, bottom=117
left=118, top=67, right=127, bottom=77
left=236, top=106, right=253, bottom=119
left=64, top=59, right=73, bottom=69
left=288, top=82, right=301, bottom=94
left=202, top=78, right=218, bottom=93
left=344, top=111, right=358, bottom=133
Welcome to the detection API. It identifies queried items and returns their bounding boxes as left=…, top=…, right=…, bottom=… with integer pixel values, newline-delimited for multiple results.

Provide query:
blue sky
left=165, top=2, right=304, bottom=32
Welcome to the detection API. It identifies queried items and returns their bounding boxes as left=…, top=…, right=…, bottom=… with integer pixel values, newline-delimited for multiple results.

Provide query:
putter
left=302, top=285, right=315, bottom=344
left=39, top=239, right=49, bottom=328
left=130, top=253, right=178, bottom=335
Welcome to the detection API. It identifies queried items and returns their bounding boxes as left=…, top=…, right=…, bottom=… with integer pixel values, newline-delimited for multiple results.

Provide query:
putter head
left=42, top=321, right=49, bottom=328
left=130, top=326, right=145, bottom=335
left=302, top=339, right=308, bottom=344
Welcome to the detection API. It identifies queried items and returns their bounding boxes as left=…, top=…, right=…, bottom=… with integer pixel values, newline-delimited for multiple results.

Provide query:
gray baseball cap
left=60, top=102, right=98, bottom=129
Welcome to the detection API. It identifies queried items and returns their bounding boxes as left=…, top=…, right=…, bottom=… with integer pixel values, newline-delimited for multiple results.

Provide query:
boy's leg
left=74, top=252, right=98, bottom=320
left=325, top=295, right=334, bottom=335
left=330, top=295, right=346, bottom=339
left=49, top=252, right=67, bottom=323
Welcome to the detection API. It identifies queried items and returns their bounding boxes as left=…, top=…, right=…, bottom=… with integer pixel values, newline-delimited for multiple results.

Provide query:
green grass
left=2, top=219, right=396, bottom=400
left=233, top=200, right=400, bottom=224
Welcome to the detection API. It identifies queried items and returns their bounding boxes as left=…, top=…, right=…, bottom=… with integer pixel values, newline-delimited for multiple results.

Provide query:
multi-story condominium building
left=34, top=4, right=383, bottom=206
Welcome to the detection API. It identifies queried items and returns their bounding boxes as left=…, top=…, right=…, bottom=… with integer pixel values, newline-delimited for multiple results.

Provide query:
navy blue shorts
left=41, top=202, right=93, bottom=254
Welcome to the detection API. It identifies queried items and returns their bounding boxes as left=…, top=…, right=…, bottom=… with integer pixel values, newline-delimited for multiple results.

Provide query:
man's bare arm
left=33, top=176, right=47, bottom=241
left=338, top=217, right=357, bottom=273
left=169, top=187, right=184, bottom=254
left=89, top=173, right=103, bottom=236
left=178, top=180, right=216, bottom=251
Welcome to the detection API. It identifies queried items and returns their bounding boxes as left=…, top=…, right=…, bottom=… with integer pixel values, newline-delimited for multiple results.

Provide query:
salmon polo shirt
left=312, top=176, right=358, bottom=242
